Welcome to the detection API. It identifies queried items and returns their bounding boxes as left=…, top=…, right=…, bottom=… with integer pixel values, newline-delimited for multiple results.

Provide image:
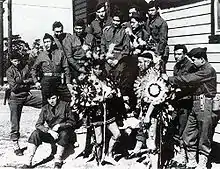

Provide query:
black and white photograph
left=0, top=0, right=220, bottom=168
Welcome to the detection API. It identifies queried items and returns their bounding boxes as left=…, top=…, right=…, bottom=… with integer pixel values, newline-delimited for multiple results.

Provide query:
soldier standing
left=168, top=44, right=196, bottom=168
left=168, top=47, right=218, bottom=169
left=146, top=0, right=168, bottom=73
left=53, top=20, right=94, bottom=80
left=6, top=52, right=42, bottom=156
left=86, top=2, right=112, bottom=56
left=31, top=33, right=72, bottom=105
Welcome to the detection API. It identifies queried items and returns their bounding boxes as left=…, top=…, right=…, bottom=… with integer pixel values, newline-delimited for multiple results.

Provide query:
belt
left=113, top=50, right=122, bottom=53
left=193, top=95, right=213, bottom=100
left=43, top=73, right=62, bottom=77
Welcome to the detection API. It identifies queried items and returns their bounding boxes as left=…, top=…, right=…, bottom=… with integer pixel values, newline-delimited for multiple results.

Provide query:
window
left=209, top=0, right=220, bottom=43
left=214, top=0, right=220, bottom=34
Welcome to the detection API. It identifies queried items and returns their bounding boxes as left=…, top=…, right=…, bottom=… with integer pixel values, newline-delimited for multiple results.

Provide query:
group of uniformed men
left=5, top=0, right=219, bottom=169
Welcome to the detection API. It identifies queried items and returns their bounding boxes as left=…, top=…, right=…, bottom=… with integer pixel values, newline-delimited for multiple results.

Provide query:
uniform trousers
left=9, top=93, right=42, bottom=141
left=183, top=98, right=219, bottom=156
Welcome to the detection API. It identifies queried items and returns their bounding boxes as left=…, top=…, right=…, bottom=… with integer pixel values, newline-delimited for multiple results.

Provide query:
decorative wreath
left=143, top=77, right=169, bottom=105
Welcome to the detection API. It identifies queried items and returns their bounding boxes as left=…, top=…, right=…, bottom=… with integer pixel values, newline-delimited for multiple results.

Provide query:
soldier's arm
left=100, top=32, right=107, bottom=56
left=59, top=103, right=76, bottom=129
left=64, top=35, right=82, bottom=72
left=6, top=68, right=19, bottom=92
left=35, top=108, right=49, bottom=133
left=121, top=31, right=130, bottom=56
left=31, top=55, right=42, bottom=83
left=169, top=67, right=215, bottom=87
left=158, top=21, right=168, bottom=55
left=61, top=51, right=71, bottom=84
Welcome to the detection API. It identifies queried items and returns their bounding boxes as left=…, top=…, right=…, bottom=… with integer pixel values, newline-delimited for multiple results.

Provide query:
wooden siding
left=162, top=0, right=220, bottom=142
left=162, top=0, right=220, bottom=83
left=73, top=0, right=87, bottom=22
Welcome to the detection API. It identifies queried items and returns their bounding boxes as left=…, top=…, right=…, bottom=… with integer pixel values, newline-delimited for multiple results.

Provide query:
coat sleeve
left=35, top=108, right=49, bottom=132
left=64, top=35, right=82, bottom=72
left=158, top=21, right=168, bottom=56
left=59, top=103, right=76, bottom=129
left=169, top=68, right=214, bottom=88
left=31, top=55, right=42, bottom=83
left=61, top=51, right=71, bottom=84
left=121, top=31, right=130, bottom=56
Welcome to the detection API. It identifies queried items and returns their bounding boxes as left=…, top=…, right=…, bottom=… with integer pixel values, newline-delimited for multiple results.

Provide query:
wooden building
left=73, top=0, right=220, bottom=141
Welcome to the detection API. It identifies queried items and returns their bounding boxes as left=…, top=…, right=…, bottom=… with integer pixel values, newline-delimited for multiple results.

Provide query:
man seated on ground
left=21, top=92, right=76, bottom=169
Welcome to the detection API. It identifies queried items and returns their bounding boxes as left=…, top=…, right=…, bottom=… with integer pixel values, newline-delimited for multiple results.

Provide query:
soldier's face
left=129, top=8, right=137, bottom=18
left=74, top=26, right=84, bottom=36
left=43, top=38, right=52, bottom=51
left=47, top=95, right=58, bottom=107
left=130, top=18, right=139, bottom=30
left=10, top=59, right=20, bottom=67
left=191, top=57, right=204, bottom=67
left=138, top=57, right=152, bottom=71
left=174, top=49, right=185, bottom=63
left=112, top=16, right=121, bottom=28
left=148, top=7, right=158, bottom=17
left=96, top=7, right=106, bottom=20
left=54, top=27, right=63, bottom=39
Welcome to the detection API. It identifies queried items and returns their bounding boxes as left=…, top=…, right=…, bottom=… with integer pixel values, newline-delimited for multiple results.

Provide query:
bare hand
left=48, top=130, right=59, bottom=140
left=35, top=82, right=41, bottom=90
left=52, top=124, right=60, bottom=132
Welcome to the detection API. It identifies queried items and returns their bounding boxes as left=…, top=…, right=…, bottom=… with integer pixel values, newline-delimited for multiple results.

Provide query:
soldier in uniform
left=168, top=44, right=196, bottom=168
left=21, top=92, right=76, bottom=169
left=146, top=0, right=168, bottom=73
left=31, top=33, right=72, bottom=105
left=168, top=47, right=218, bottom=169
left=6, top=52, right=42, bottom=156
left=86, top=1, right=112, bottom=56
left=53, top=20, right=94, bottom=80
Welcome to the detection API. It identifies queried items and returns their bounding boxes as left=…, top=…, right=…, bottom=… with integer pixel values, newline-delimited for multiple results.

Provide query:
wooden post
left=0, top=0, right=4, bottom=86
left=8, top=0, right=12, bottom=57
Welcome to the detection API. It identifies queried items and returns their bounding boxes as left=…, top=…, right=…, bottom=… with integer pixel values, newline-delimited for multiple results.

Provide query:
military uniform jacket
left=6, top=64, right=33, bottom=98
left=36, top=100, right=76, bottom=133
left=146, top=14, right=168, bottom=55
left=169, top=62, right=217, bottom=98
left=101, top=25, right=130, bottom=57
left=54, top=33, right=94, bottom=73
left=31, top=49, right=71, bottom=84
left=86, top=17, right=112, bottom=47
left=173, top=57, right=196, bottom=107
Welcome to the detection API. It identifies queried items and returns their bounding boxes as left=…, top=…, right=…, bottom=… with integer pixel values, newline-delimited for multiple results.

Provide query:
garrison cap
left=187, top=47, right=208, bottom=61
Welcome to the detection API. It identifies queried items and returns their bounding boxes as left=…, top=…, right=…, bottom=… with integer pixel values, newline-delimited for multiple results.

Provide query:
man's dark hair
left=187, top=47, right=208, bottom=61
left=74, top=19, right=85, bottom=28
left=9, top=51, right=22, bottom=60
left=52, top=21, right=63, bottom=31
left=129, top=4, right=140, bottom=12
left=174, top=44, right=188, bottom=54
left=96, top=2, right=106, bottom=11
left=43, top=33, right=54, bottom=42
left=148, top=0, right=160, bottom=10
left=111, top=5, right=124, bottom=21
left=130, top=12, right=142, bottom=22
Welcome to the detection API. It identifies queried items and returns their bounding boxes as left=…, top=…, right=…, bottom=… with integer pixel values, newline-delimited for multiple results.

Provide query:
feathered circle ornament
left=143, top=77, right=169, bottom=105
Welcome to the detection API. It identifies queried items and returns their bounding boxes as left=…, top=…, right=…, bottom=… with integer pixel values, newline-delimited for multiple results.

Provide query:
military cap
left=187, top=47, right=208, bottom=61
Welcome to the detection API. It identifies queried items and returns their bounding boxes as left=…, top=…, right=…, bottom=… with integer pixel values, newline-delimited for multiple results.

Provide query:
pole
left=8, top=0, right=12, bottom=56
left=0, top=0, right=4, bottom=86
